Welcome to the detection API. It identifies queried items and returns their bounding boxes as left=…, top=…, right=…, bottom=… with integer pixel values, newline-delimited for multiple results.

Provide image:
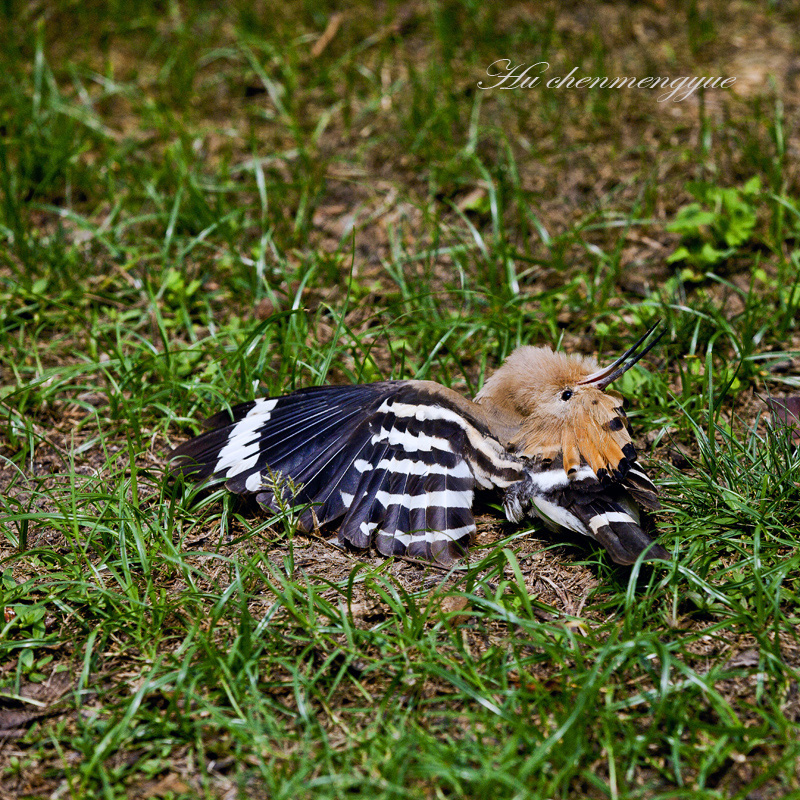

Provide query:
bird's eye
left=561, top=389, right=573, bottom=401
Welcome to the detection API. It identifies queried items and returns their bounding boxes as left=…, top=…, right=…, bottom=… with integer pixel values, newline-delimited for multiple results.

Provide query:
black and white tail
left=503, top=453, right=667, bottom=565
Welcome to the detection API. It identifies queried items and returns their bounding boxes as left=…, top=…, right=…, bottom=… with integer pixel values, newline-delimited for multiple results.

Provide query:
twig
left=311, top=13, right=343, bottom=58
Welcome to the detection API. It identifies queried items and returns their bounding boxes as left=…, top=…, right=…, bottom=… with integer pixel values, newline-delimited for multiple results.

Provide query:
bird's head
left=475, top=323, right=663, bottom=479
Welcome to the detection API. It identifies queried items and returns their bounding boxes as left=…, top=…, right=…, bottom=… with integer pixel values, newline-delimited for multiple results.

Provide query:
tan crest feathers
left=475, top=340, right=651, bottom=480
left=578, top=407, right=629, bottom=475
left=475, top=345, right=599, bottom=416
left=560, top=425, right=581, bottom=476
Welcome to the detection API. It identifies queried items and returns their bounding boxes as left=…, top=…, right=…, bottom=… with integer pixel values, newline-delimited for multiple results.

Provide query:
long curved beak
left=578, top=321, right=665, bottom=390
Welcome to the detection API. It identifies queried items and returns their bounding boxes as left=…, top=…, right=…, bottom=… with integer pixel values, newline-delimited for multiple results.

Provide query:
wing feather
left=171, top=381, right=522, bottom=564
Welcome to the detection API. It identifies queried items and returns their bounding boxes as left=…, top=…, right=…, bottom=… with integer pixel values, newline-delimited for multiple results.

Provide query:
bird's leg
left=502, top=473, right=536, bottom=523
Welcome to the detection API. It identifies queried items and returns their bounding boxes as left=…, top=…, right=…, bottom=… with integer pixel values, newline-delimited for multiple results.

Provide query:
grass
left=2, top=1, right=800, bottom=797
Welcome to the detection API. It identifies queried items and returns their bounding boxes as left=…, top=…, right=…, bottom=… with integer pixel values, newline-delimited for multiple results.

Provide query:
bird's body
left=171, top=325, right=668, bottom=565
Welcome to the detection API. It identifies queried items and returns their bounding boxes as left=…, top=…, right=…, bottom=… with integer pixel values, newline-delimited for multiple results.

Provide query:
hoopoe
left=170, top=323, right=668, bottom=566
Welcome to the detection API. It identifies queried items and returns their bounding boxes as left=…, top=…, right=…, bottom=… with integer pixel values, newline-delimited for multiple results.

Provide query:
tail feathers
left=571, top=500, right=669, bottom=565
left=503, top=456, right=669, bottom=565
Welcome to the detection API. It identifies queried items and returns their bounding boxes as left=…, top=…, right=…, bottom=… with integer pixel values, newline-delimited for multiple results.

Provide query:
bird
left=170, top=323, right=669, bottom=566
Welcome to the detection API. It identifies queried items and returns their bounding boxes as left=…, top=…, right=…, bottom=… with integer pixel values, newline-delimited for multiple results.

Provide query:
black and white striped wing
left=171, top=381, right=523, bottom=564
left=503, top=453, right=667, bottom=565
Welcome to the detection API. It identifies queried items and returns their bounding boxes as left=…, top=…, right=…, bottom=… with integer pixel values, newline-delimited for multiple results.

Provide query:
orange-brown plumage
left=474, top=344, right=638, bottom=478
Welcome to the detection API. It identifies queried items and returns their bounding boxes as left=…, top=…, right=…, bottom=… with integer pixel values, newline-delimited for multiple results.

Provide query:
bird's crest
left=476, top=322, right=664, bottom=480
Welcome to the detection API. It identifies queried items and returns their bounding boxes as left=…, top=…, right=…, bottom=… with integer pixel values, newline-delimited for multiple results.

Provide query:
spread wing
left=503, top=451, right=667, bottom=565
left=171, top=381, right=523, bottom=564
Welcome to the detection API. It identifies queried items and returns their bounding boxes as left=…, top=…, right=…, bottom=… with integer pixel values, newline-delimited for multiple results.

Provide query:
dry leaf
left=141, top=773, right=191, bottom=798
left=724, top=649, right=760, bottom=669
